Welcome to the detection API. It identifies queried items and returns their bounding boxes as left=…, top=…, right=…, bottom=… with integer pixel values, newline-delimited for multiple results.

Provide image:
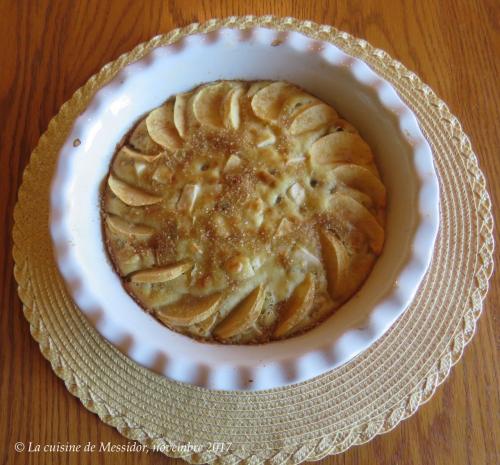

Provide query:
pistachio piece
left=333, top=164, right=386, bottom=207
left=193, top=82, right=232, bottom=128
left=173, top=93, right=189, bottom=138
left=251, top=81, right=294, bottom=122
left=223, top=85, right=244, bottom=129
left=319, top=229, right=351, bottom=299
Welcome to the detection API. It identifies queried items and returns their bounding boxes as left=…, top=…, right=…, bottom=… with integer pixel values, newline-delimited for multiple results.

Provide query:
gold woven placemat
left=12, top=16, right=495, bottom=464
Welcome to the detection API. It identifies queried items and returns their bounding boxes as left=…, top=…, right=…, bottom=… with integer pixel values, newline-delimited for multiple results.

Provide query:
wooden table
left=1, top=1, right=498, bottom=464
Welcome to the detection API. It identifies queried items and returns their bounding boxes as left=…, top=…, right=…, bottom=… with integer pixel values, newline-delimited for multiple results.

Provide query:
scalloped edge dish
left=49, top=27, right=439, bottom=391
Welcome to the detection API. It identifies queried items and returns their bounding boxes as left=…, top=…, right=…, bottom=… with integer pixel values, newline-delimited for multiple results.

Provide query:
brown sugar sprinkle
left=101, top=79, right=386, bottom=344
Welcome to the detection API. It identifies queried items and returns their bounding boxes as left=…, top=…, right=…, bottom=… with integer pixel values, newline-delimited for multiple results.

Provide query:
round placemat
left=12, top=16, right=495, bottom=464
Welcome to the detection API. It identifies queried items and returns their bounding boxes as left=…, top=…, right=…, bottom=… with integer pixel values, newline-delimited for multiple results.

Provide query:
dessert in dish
left=101, top=80, right=386, bottom=344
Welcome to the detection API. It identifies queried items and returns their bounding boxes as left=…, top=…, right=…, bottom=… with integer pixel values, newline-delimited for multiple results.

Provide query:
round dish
left=49, top=26, right=439, bottom=391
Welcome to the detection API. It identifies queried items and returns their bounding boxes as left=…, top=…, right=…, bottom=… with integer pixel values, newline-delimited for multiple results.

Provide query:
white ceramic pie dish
left=50, top=27, right=439, bottom=391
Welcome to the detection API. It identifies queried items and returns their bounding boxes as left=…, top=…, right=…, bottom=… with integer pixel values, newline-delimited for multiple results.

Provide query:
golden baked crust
left=101, top=80, right=386, bottom=344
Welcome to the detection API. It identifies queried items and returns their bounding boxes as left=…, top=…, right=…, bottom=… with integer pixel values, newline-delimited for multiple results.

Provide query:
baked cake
left=101, top=80, right=386, bottom=344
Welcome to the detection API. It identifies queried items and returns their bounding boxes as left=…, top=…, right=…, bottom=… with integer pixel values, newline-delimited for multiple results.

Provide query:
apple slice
left=189, top=313, right=218, bottom=337
left=309, top=132, right=373, bottom=165
left=274, top=274, right=315, bottom=338
left=105, top=214, right=155, bottom=239
left=157, top=293, right=222, bottom=327
left=129, top=119, right=163, bottom=154
left=247, top=81, right=271, bottom=97
left=223, top=85, right=244, bottom=129
left=193, top=82, right=232, bottom=128
left=289, top=103, right=336, bottom=135
left=146, top=101, right=183, bottom=151
left=333, top=164, right=386, bottom=207
left=173, top=93, right=189, bottom=138
left=330, top=193, right=384, bottom=254
left=214, top=285, right=266, bottom=340
left=129, top=261, right=193, bottom=283
left=118, top=146, right=163, bottom=163
left=108, top=174, right=162, bottom=206
left=319, top=229, right=351, bottom=299
left=281, top=92, right=318, bottom=121
left=251, top=81, right=294, bottom=122
left=152, top=165, right=173, bottom=184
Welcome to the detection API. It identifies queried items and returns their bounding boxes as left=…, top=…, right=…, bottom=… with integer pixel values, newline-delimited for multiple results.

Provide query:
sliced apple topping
left=339, top=187, right=374, bottom=209
left=129, top=261, right=192, bottom=283
left=177, top=184, right=200, bottom=213
left=214, top=285, right=266, bottom=340
left=129, top=120, right=163, bottom=154
left=173, top=93, right=189, bottom=138
left=333, top=164, right=386, bottom=207
left=193, top=82, right=232, bottom=128
left=309, top=132, right=373, bottom=165
left=251, top=81, right=293, bottom=122
left=289, top=103, right=337, bottom=135
left=146, top=101, right=183, bottom=151
left=108, top=174, right=162, bottom=206
left=247, top=81, right=271, bottom=98
left=223, top=85, right=244, bottom=129
left=152, top=165, right=173, bottom=184
left=330, top=193, right=384, bottom=254
left=105, top=214, right=155, bottom=239
left=274, top=274, right=315, bottom=338
left=319, top=229, right=351, bottom=299
left=156, top=293, right=222, bottom=327
left=119, top=145, right=163, bottom=163
left=281, top=92, right=318, bottom=121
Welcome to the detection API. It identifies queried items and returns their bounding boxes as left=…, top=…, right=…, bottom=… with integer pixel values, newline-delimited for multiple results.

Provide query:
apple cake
left=101, top=80, right=386, bottom=344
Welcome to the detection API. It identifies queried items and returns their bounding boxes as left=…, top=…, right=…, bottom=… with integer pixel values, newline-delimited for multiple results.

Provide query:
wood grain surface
left=1, top=1, right=498, bottom=464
